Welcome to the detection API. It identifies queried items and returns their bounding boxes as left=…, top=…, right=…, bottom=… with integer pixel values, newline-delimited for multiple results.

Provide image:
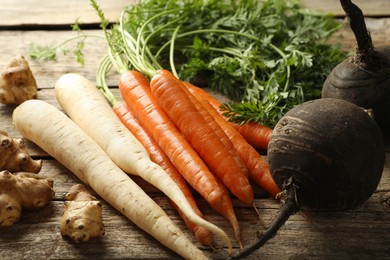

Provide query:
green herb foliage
left=117, top=0, right=347, bottom=127
left=28, top=18, right=101, bottom=66
left=29, top=0, right=347, bottom=128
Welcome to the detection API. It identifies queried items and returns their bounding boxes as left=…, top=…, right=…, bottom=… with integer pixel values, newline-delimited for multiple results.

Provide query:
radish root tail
left=231, top=182, right=299, bottom=259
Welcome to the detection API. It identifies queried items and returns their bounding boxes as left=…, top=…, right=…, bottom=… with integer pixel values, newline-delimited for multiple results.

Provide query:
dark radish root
left=231, top=180, right=298, bottom=259
left=322, top=0, right=390, bottom=139
left=232, top=98, right=385, bottom=259
left=269, top=99, right=384, bottom=210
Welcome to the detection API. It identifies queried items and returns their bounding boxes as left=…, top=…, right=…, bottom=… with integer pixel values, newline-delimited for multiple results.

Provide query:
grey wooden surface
left=0, top=1, right=389, bottom=259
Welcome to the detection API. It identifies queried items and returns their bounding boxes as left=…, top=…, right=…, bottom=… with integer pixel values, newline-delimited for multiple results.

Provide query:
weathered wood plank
left=0, top=30, right=116, bottom=90
left=0, top=17, right=388, bottom=93
left=1, top=1, right=390, bottom=259
left=0, top=0, right=388, bottom=28
left=0, top=0, right=134, bottom=26
left=302, top=0, right=390, bottom=17
left=331, top=18, right=390, bottom=49
left=1, top=150, right=390, bottom=259
left=0, top=201, right=196, bottom=259
left=0, top=190, right=389, bottom=259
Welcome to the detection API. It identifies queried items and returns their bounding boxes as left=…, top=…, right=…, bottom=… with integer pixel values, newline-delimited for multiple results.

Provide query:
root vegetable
left=0, top=170, right=54, bottom=227
left=233, top=98, right=385, bottom=258
left=60, top=184, right=105, bottom=243
left=181, top=83, right=250, bottom=182
left=151, top=69, right=253, bottom=204
left=0, top=129, right=42, bottom=173
left=0, top=55, right=38, bottom=105
left=322, top=0, right=390, bottom=138
left=55, top=73, right=232, bottom=252
left=113, top=101, right=213, bottom=246
left=119, top=70, right=242, bottom=247
left=89, top=1, right=241, bottom=247
left=13, top=99, right=208, bottom=260
left=184, top=82, right=280, bottom=198
left=185, top=83, right=272, bottom=150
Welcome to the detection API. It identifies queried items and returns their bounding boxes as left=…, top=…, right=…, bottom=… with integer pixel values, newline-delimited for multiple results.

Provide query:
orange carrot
left=150, top=69, right=254, bottom=204
left=184, top=82, right=281, bottom=198
left=186, top=84, right=272, bottom=150
left=113, top=100, right=213, bottom=246
left=118, top=70, right=242, bottom=244
left=234, top=122, right=272, bottom=151
left=178, top=81, right=249, bottom=179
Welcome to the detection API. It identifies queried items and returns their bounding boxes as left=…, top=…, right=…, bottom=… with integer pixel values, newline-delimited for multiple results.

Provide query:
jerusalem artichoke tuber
left=0, top=129, right=42, bottom=173
left=60, top=184, right=105, bottom=243
left=0, top=55, right=38, bottom=105
left=0, top=170, right=54, bottom=227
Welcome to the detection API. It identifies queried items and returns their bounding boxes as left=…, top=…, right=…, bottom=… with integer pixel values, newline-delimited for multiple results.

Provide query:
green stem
left=96, top=55, right=118, bottom=106
left=283, top=64, right=291, bottom=92
left=135, top=8, right=182, bottom=71
left=142, top=15, right=186, bottom=69
left=169, top=26, right=181, bottom=78
left=178, top=45, right=247, bottom=58
left=118, top=10, right=157, bottom=78
left=53, top=34, right=104, bottom=49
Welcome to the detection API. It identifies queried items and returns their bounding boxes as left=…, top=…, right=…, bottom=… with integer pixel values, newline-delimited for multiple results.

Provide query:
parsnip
left=12, top=99, right=208, bottom=260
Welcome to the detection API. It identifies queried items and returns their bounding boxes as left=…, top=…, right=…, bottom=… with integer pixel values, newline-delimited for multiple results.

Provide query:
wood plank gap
left=333, top=14, right=390, bottom=19
left=0, top=23, right=109, bottom=32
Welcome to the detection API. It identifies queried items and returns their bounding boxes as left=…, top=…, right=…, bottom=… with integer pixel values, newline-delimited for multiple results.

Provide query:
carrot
left=184, top=81, right=281, bottom=198
left=118, top=70, right=242, bottom=245
left=236, top=122, right=272, bottom=150
left=54, top=73, right=231, bottom=252
left=150, top=69, right=254, bottom=204
left=177, top=80, right=249, bottom=180
left=12, top=99, right=207, bottom=260
left=113, top=100, right=213, bottom=246
left=186, top=83, right=272, bottom=150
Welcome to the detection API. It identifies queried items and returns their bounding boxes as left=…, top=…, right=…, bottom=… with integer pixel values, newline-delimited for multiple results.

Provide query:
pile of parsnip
left=7, top=0, right=313, bottom=258
left=11, top=69, right=279, bottom=259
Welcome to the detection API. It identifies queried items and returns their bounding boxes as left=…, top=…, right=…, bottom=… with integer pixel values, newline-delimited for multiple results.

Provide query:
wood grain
left=0, top=0, right=135, bottom=26
left=0, top=0, right=389, bottom=28
left=302, top=0, right=390, bottom=17
left=0, top=1, right=389, bottom=259
left=0, top=18, right=388, bottom=92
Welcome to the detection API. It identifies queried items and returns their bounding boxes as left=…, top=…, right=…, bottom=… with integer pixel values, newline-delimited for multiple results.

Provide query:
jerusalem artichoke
left=0, top=55, right=38, bottom=105
left=0, top=170, right=54, bottom=227
left=0, top=129, right=42, bottom=173
left=60, top=184, right=105, bottom=243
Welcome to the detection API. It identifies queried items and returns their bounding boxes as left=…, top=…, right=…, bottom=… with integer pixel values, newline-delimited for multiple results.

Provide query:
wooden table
left=1, top=1, right=389, bottom=259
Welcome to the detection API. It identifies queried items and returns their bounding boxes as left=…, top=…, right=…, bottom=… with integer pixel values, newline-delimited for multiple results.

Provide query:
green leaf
left=28, top=44, right=58, bottom=61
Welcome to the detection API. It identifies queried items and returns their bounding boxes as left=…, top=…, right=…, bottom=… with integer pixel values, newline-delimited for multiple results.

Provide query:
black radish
left=322, top=0, right=390, bottom=138
left=232, top=98, right=385, bottom=259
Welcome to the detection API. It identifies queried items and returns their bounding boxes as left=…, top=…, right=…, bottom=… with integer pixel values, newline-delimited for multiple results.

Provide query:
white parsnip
left=54, top=73, right=232, bottom=252
left=12, top=99, right=207, bottom=260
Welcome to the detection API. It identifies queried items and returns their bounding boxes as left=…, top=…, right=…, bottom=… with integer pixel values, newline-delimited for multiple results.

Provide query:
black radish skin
left=232, top=98, right=385, bottom=259
left=322, top=0, right=390, bottom=138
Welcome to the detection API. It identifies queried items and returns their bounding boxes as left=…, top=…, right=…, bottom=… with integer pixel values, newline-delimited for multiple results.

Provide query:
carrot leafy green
left=108, top=0, right=347, bottom=127
left=30, top=0, right=347, bottom=127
